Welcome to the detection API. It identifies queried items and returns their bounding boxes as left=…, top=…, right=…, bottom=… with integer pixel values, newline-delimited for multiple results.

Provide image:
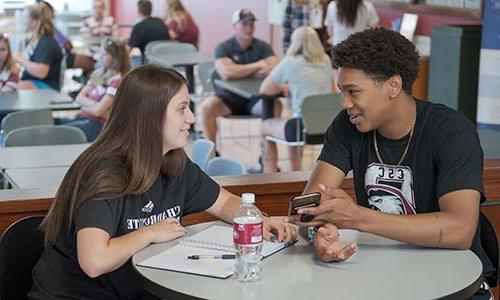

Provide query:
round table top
left=133, top=221, right=482, bottom=300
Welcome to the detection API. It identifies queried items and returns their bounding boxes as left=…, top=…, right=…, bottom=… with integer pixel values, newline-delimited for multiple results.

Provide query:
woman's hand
left=313, top=224, right=357, bottom=262
left=146, top=218, right=187, bottom=243
left=263, top=216, right=297, bottom=243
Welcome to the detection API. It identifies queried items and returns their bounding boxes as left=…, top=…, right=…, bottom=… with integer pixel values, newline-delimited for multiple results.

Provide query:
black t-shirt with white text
left=21, top=34, right=63, bottom=90
left=28, top=159, right=220, bottom=300
left=318, top=99, right=494, bottom=279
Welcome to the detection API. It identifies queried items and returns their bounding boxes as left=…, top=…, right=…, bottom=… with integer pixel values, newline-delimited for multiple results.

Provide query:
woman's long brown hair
left=42, top=65, right=187, bottom=241
left=336, top=0, right=363, bottom=27
left=27, top=4, right=55, bottom=41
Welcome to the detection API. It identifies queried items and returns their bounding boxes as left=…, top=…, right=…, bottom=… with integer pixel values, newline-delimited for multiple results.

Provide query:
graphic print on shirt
left=365, top=163, right=416, bottom=215
left=127, top=204, right=181, bottom=230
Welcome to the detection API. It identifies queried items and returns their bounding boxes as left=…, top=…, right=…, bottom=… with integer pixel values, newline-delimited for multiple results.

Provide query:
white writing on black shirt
left=126, top=205, right=181, bottom=230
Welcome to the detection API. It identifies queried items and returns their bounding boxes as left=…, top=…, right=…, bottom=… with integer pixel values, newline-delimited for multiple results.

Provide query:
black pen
left=187, top=254, right=236, bottom=260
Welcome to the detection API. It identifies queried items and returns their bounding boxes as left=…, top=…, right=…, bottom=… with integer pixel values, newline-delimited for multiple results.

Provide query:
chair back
left=0, top=216, right=45, bottom=300
left=480, top=212, right=499, bottom=287
left=301, top=93, right=344, bottom=144
left=191, top=139, right=215, bottom=172
left=206, top=157, right=247, bottom=176
left=150, top=41, right=197, bottom=56
left=144, top=40, right=169, bottom=57
left=198, top=61, right=215, bottom=94
left=4, top=125, right=87, bottom=147
left=1, top=109, right=54, bottom=137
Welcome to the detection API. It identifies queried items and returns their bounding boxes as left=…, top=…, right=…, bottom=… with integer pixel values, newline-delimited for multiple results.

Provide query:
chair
left=206, top=157, right=247, bottom=176
left=0, top=216, right=45, bottom=300
left=191, top=138, right=215, bottom=172
left=264, top=93, right=344, bottom=168
left=197, top=61, right=215, bottom=97
left=479, top=211, right=499, bottom=287
left=4, top=125, right=87, bottom=147
left=0, top=109, right=54, bottom=139
left=150, top=41, right=197, bottom=56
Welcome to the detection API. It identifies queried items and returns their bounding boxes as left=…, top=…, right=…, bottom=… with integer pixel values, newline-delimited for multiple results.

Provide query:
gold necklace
left=373, top=118, right=415, bottom=166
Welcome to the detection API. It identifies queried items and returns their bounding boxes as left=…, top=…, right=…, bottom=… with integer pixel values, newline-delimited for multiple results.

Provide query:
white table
left=0, top=144, right=89, bottom=170
left=133, top=221, right=483, bottom=300
left=4, top=166, right=69, bottom=189
left=0, top=89, right=80, bottom=115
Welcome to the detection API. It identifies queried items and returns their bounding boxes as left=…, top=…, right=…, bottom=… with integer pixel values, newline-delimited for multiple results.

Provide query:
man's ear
left=386, top=74, right=403, bottom=98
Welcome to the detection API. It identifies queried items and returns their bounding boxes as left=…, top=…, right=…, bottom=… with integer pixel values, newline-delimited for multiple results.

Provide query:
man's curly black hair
left=331, top=27, right=420, bottom=95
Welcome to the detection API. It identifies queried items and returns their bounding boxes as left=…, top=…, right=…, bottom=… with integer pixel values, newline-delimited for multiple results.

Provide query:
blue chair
left=206, top=157, right=247, bottom=176
left=191, top=139, right=215, bottom=172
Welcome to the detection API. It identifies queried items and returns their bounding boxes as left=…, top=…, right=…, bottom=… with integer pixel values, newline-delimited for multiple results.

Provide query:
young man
left=289, top=28, right=494, bottom=299
left=128, top=0, right=170, bottom=63
left=200, top=9, right=279, bottom=145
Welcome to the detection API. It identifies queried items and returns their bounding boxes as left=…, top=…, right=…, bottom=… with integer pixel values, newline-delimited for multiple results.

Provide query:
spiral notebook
left=136, top=225, right=295, bottom=279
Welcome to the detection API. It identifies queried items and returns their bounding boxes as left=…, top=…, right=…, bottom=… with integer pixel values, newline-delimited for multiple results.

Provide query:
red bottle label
left=233, top=222, right=263, bottom=245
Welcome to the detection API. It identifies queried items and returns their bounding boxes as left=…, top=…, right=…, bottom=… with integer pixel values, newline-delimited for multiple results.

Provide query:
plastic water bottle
left=233, top=193, right=263, bottom=282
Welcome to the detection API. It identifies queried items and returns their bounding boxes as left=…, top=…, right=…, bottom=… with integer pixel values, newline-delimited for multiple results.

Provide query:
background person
left=128, top=0, right=170, bottom=63
left=259, top=26, right=333, bottom=173
left=200, top=9, right=280, bottom=147
left=0, top=33, right=19, bottom=92
left=81, top=0, right=118, bottom=38
left=164, top=0, right=199, bottom=47
left=56, top=38, right=130, bottom=142
left=16, top=3, right=63, bottom=90
left=29, top=65, right=296, bottom=299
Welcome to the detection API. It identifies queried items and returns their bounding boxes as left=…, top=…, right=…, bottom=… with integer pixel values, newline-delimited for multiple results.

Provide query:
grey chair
left=206, top=157, right=247, bottom=176
left=191, top=139, right=215, bottom=172
left=0, top=109, right=54, bottom=139
left=265, top=93, right=344, bottom=147
left=150, top=41, right=197, bottom=56
left=4, top=125, right=87, bottom=147
left=197, top=61, right=215, bottom=96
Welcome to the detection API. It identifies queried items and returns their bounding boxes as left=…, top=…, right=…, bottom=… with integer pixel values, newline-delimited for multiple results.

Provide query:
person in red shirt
left=164, top=0, right=199, bottom=47
left=56, top=38, right=130, bottom=141
left=0, top=33, right=19, bottom=92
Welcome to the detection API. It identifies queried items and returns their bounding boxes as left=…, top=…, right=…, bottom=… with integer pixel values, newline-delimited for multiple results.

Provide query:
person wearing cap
left=200, top=9, right=280, bottom=147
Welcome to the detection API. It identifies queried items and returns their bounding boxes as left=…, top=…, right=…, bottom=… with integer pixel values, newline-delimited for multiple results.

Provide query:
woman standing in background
left=324, top=0, right=378, bottom=46
left=164, top=0, right=199, bottom=47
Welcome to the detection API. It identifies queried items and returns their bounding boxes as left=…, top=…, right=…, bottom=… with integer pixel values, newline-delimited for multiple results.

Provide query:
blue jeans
left=55, top=116, right=103, bottom=142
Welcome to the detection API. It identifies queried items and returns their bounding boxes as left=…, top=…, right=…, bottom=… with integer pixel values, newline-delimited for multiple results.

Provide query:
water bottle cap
left=241, top=193, right=255, bottom=203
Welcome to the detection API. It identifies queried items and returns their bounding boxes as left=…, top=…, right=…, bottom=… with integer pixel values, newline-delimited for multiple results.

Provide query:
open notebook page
left=136, top=225, right=294, bottom=279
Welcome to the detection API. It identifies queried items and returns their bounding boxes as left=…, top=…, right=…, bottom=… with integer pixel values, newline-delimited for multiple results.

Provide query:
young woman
left=28, top=65, right=296, bottom=299
left=0, top=34, right=19, bottom=92
left=57, top=38, right=130, bottom=142
left=82, top=0, right=117, bottom=38
left=17, top=3, right=63, bottom=90
left=324, top=0, right=378, bottom=46
left=259, top=27, right=334, bottom=173
left=164, top=0, right=199, bottom=47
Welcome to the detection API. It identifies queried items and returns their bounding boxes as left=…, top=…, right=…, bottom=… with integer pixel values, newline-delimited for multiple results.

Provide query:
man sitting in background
left=200, top=9, right=280, bottom=147
left=128, top=0, right=170, bottom=64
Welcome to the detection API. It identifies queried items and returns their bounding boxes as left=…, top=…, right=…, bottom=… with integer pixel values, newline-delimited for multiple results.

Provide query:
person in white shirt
left=324, top=0, right=379, bottom=46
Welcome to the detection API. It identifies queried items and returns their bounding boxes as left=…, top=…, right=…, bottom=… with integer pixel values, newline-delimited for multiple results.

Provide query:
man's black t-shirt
left=21, top=34, right=63, bottom=90
left=28, top=160, right=220, bottom=299
left=128, top=17, right=169, bottom=61
left=318, top=99, right=494, bottom=279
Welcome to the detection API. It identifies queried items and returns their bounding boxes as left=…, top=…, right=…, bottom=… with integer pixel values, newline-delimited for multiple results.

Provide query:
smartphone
left=288, top=192, right=321, bottom=222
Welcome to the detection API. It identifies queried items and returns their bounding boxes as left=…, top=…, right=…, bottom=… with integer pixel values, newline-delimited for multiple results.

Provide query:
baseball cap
left=231, top=9, right=257, bottom=24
